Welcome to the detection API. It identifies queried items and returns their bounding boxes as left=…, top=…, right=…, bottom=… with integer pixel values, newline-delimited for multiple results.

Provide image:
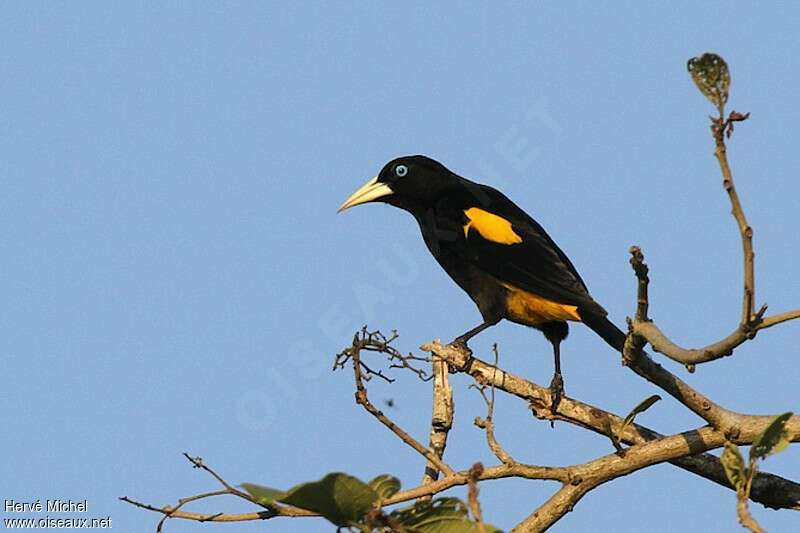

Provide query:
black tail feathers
left=580, top=311, right=627, bottom=353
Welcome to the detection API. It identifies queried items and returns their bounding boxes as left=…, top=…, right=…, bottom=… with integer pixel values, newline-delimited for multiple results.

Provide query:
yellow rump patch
left=502, top=282, right=581, bottom=324
left=463, top=208, right=522, bottom=245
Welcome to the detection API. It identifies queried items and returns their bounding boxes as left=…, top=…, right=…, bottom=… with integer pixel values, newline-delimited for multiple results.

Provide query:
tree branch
left=631, top=310, right=798, bottom=372
left=341, top=329, right=455, bottom=477
left=119, top=496, right=295, bottom=523
left=738, top=495, right=765, bottom=533
left=421, top=350, right=455, bottom=486
left=422, top=341, right=800, bottom=511
left=473, top=344, right=516, bottom=465
left=514, top=426, right=741, bottom=531
left=623, top=249, right=800, bottom=446
left=624, top=111, right=799, bottom=368
left=712, top=110, right=756, bottom=324
left=467, top=463, right=487, bottom=533
left=119, top=454, right=317, bottom=528
left=636, top=302, right=799, bottom=366
left=627, top=246, right=799, bottom=366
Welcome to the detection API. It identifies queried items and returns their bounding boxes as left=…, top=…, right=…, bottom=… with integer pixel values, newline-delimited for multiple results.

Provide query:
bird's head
left=338, top=155, right=458, bottom=214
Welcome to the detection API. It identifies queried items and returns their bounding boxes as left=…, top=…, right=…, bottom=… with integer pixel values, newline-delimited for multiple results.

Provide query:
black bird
left=338, top=155, right=626, bottom=411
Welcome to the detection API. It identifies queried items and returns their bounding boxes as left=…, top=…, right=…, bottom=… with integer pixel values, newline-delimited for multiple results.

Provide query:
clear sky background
left=2, top=3, right=799, bottom=532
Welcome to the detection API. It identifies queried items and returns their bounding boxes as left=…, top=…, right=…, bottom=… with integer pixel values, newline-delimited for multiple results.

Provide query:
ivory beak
left=337, top=176, right=393, bottom=213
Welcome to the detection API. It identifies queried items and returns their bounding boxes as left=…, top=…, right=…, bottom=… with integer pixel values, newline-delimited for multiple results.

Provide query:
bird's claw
left=447, top=339, right=474, bottom=372
left=449, top=338, right=473, bottom=356
left=548, top=373, right=564, bottom=422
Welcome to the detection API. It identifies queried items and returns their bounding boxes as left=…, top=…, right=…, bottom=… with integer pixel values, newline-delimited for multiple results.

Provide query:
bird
left=338, top=155, right=626, bottom=413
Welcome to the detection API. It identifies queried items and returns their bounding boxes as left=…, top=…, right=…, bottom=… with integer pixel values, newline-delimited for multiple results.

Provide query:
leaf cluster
left=242, top=473, right=502, bottom=532
left=721, top=413, right=794, bottom=500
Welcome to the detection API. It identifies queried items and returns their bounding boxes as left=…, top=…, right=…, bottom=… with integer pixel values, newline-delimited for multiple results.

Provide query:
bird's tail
left=580, top=311, right=627, bottom=353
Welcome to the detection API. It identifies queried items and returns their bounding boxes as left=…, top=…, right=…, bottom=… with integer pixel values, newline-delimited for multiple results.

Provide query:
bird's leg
left=448, top=319, right=499, bottom=372
left=548, top=339, right=564, bottom=419
left=451, top=319, right=499, bottom=351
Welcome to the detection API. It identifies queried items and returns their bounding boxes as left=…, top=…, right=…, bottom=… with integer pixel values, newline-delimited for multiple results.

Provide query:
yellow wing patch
left=502, top=282, right=581, bottom=324
left=463, top=208, right=523, bottom=245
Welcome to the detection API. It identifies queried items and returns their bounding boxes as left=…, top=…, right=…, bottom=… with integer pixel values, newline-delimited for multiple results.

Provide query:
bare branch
left=629, top=246, right=650, bottom=322
left=120, top=496, right=258, bottom=523
left=119, top=495, right=314, bottom=524
left=153, top=490, right=228, bottom=533
left=515, top=425, right=751, bottom=531
left=467, top=463, right=487, bottom=533
left=384, top=463, right=568, bottom=505
left=420, top=350, right=455, bottom=486
left=627, top=281, right=799, bottom=367
left=120, top=453, right=318, bottom=530
left=182, top=454, right=255, bottom=503
left=626, top=247, right=797, bottom=366
left=474, top=398, right=516, bottom=465
left=342, top=329, right=455, bottom=477
left=624, top=111, right=799, bottom=368
left=423, top=341, right=800, bottom=511
left=473, top=344, right=516, bottom=465
left=712, top=110, right=756, bottom=324
left=621, top=250, right=800, bottom=455
left=738, top=493, right=765, bottom=533
left=759, top=308, right=800, bottom=329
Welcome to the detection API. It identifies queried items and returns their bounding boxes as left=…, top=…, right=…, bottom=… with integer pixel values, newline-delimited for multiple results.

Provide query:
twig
left=384, top=463, right=568, bottom=505
left=118, top=496, right=313, bottom=524
left=182, top=454, right=254, bottom=502
left=738, top=493, right=765, bottom=533
left=473, top=344, right=515, bottom=464
left=120, top=453, right=318, bottom=530
left=633, top=301, right=798, bottom=366
left=334, top=328, right=432, bottom=381
left=473, top=398, right=515, bottom=465
left=712, top=110, right=756, bottom=324
left=467, top=463, right=486, bottom=533
left=627, top=247, right=797, bottom=366
left=153, top=490, right=228, bottom=532
left=629, top=246, right=650, bottom=322
left=346, top=330, right=455, bottom=477
left=758, top=308, right=800, bottom=329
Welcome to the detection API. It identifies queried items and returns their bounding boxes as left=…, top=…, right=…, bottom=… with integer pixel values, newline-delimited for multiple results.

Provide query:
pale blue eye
left=395, top=164, right=408, bottom=177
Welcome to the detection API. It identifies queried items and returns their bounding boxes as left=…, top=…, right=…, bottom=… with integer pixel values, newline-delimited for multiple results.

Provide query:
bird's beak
left=337, top=176, right=393, bottom=213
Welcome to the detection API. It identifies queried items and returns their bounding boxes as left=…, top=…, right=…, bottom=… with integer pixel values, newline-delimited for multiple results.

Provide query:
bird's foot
left=449, top=337, right=473, bottom=355
left=448, top=338, right=474, bottom=372
left=548, top=373, right=564, bottom=425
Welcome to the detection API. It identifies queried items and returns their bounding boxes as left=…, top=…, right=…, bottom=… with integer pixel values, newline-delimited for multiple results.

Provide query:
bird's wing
left=438, top=184, right=605, bottom=313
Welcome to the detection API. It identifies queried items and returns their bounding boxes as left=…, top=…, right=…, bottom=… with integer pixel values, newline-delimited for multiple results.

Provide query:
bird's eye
left=395, top=164, right=408, bottom=177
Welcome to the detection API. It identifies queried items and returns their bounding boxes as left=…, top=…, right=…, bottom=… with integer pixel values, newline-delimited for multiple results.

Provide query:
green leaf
left=279, top=472, right=378, bottom=527
left=240, top=483, right=286, bottom=506
left=614, top=395, right=661, bottom=449
left=750, top=412, right=794, bottom=461
left=390, top=497, right=502, bottom=533
left=721, top=441, right=746, bottom=490
left=368, top=474, right=401, bottom=500
left=687, top=52, right=730, bottom=111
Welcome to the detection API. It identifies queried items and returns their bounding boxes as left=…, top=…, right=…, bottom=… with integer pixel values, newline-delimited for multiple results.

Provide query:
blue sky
left=2, top=3, right=799, bottom=532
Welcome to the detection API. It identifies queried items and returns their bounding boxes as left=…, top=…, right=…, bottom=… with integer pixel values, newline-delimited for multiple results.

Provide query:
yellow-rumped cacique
left=338, top=155, right=626, bottom=411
